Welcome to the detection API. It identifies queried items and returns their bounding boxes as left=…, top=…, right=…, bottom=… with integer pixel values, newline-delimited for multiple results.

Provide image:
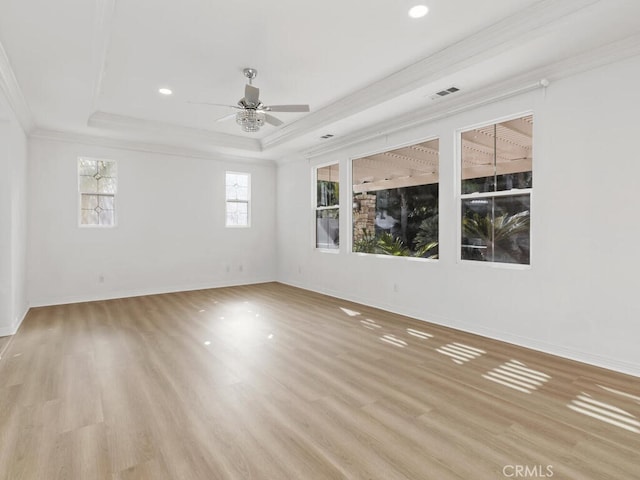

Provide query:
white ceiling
left=1, top=0, right=639, bottom=160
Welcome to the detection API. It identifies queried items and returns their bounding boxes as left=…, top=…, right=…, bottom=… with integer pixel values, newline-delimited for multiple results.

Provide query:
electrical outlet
left=98, top=274, right=105, bottom=283
left=393, top=283, right=399, bottom=293
left=239, top=265, right=243, bottom=272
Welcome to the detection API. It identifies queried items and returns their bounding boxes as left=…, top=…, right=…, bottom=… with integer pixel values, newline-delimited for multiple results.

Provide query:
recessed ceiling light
left=408, top=5, right=429, bottom=18
left=158, top=88, right=173, bottom=95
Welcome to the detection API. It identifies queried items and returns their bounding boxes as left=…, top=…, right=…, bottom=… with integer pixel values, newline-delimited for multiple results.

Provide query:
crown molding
left=261, top=0, right=602, bottom=151
left=0, top=39, right=35, bottom=133
left=542, top=30, right=640, bottom=80
left=28, top=23, right=640, bottom=165
left=88, top=110, right=262, bottom=152
left=304, top=30, right=640, bottom=159
left=304, top=77, right=546, bottom=159
left=31, top=128, right=275, bottom=165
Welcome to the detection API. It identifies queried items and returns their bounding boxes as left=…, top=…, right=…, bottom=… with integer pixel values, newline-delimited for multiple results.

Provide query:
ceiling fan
left=192, top=68, right=310, bottom=133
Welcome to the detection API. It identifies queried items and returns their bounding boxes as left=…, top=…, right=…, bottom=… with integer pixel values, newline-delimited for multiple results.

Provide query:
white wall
left=0, top=96, right=29, bottom=336
left=28, top=138, right=277, bottom=306
left=277, top=55, right=640, bottom=377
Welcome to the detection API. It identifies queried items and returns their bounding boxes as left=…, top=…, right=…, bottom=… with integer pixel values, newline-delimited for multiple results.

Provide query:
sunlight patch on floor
left=360, top=319, right=382, bottom=330
left=483, top=359, right=549, bottom=394
left=597, top=385, right=640, bottom=404
left=406, top=328, right=433, bottom=340
left=568, top=392, right=640, bottom=434
left=380, top=334, right=407, bottom=348
left=437, top=342, right=485, bottom=365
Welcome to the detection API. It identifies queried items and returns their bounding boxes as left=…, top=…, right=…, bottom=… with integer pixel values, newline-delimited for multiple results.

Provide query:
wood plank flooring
left=0, top=282, right=638, bottom=479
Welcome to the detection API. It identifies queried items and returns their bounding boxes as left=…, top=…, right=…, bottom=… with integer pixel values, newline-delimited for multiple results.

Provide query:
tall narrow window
left=352, top=138, right=439, bottom=258
left=225, top=172, right=250, bottom=227
left=460, top=114, right=532, bottom=264
left=315, top=163, right=339, bottom=249
left=78, top=158, right=117, bottom=227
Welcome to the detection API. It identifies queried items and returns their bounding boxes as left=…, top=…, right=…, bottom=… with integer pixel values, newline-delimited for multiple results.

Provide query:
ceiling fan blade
left=216, top=112, right=237, bottom=122
left=263, top=104, right=310, bottom=113
left=188, top=101, right=240, bottom=109
left=244, top=84, right=260, bottom=105
left=264, top=114, right=283, bottom=127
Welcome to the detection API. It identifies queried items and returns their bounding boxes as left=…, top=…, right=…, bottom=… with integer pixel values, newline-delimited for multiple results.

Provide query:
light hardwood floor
left=0, top=282, right=638, bottom=479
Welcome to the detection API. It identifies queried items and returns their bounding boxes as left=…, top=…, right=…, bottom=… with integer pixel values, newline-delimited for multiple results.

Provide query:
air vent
left=320, top=134, right=335, bottom=139
left=434, top=86, right=460, bottom=97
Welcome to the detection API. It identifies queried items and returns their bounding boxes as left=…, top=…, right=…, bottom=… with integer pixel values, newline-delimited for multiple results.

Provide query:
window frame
left=77, top=157, right=118, bottom=228
left=313, top=161, right=340, bottom=252
left=225, top=171, right=251, bottom=228
left=456, top=111, right=533, bottom=268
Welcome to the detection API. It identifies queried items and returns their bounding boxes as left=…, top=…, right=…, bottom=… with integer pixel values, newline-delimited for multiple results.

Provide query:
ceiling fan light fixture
left=194, top=69, right=310, bottom=133
left=408, top=5, right=429, bottom=18
left=236, top=109, right=265, bottom=132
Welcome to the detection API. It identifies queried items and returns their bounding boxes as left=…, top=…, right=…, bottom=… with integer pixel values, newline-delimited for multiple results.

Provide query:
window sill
left=316, top=248, right=340, bottom=254
left=351, top=252, right=438, bottom=263
left=458, top=259, right=531, bottom=270
left=78, top=224, right=117, bottom=229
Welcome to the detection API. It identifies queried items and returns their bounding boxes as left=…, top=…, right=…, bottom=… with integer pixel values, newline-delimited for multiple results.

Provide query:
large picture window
left=460, top=114, right=532, bottom=264
left=315, top=163, right=339, bottom=249
left=225, top=172, right=250, bottom=227
left=352, top=139, right=439, bottom=258
left=78, top=158, right=117, bottom=227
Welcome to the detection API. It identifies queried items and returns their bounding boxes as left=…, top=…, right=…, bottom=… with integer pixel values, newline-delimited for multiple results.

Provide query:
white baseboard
left=277, top=279, right=640, bottom=378
left=29, top=277, right=276, bottom=308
